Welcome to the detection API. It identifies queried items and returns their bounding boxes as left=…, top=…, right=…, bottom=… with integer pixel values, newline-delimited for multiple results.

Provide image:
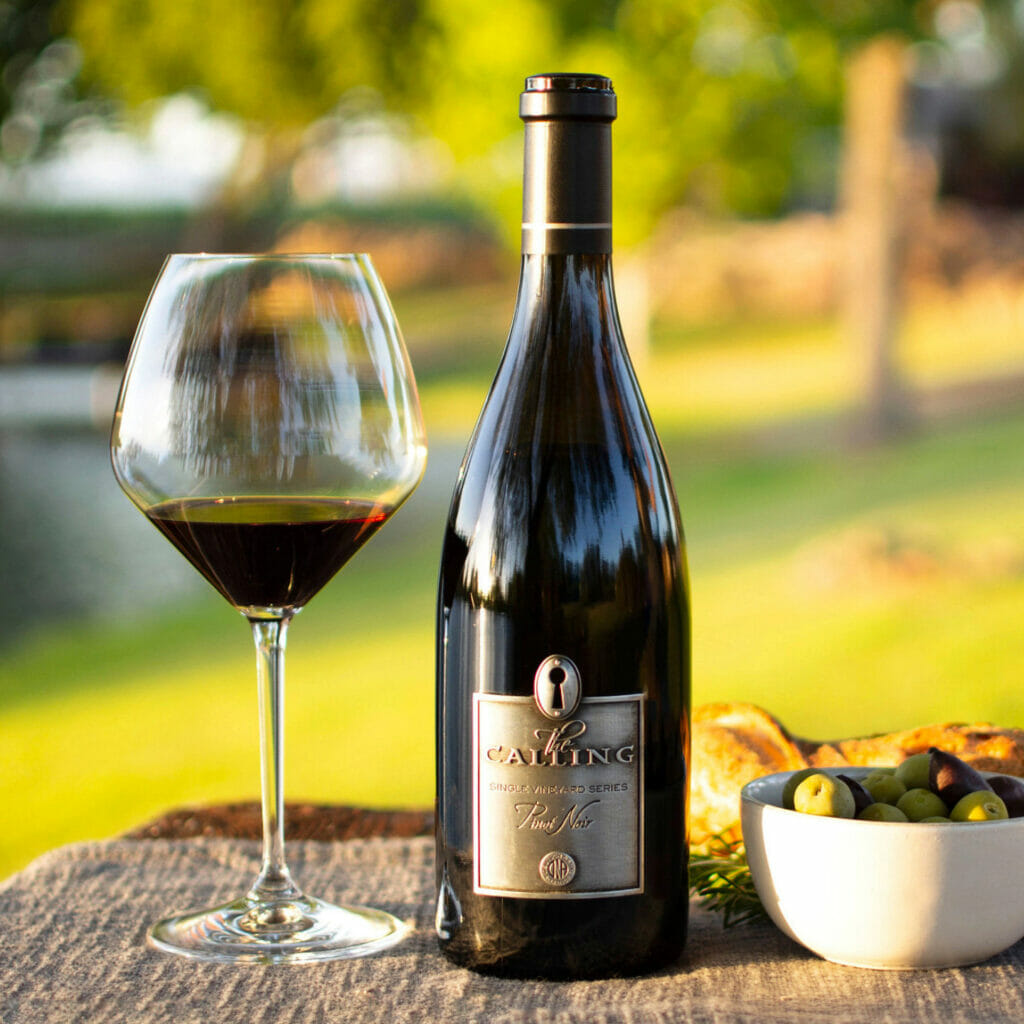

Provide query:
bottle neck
left=518, top=251, right=612, bottom=288
left=521, top=118, right=612, bottom=256
left=512, top=252, right=620, bottom=352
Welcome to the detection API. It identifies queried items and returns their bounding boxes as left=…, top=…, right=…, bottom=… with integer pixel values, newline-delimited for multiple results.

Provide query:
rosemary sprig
left=689, top=833, right=768, bottom=927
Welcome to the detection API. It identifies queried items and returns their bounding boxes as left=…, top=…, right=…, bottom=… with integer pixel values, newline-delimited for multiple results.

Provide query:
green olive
left=896, top=788, right=949, bottom=822
left=793, top=773, right=856, bottom=819
left=950, top=790, right=1008, bottom=822
left=863, top=772, right=907, bottom=806
left=859, top=802, right=909, bottom=822
left=782, top=768, right=821, bottom=810
left=894, top=752, right=932, bottom=792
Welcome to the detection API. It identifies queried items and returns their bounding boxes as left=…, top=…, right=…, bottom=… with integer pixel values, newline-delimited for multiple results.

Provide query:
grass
left=0, top=528, right=439, bottom=877
left=2, top=292, right=1024, bottom=879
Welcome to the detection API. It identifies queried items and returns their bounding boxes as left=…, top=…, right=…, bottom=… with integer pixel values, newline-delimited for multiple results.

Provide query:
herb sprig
left=689, top=833, right=768, bottom=927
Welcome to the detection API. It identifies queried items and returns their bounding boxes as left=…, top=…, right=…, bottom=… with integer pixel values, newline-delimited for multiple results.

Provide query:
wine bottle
left=435, top=73, right=691, bottom=978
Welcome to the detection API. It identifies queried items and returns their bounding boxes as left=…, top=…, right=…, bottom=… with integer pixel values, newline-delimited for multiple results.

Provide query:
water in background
left=0, top=425, right=204, bottom=644
left=0, top=365, right=462, bottom=647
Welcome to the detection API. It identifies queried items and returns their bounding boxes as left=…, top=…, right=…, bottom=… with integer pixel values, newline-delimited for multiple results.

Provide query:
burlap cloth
left=2, top=837, right=1023, bottom=1024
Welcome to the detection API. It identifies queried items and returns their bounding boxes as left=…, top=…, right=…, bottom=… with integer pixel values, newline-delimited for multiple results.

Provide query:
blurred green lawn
left=2, top=293, right=1023, bottom=879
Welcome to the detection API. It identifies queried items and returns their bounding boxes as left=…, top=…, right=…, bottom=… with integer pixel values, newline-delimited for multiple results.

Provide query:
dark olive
left=836, top=774, right=874, bottom=815
left=928, top=747, right=992, bottom=807
left=987, top=775, right=1024, bottom=818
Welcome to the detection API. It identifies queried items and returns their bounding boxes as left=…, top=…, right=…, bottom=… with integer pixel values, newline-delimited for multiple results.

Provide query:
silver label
left=473, top=666, right=644, bottom=900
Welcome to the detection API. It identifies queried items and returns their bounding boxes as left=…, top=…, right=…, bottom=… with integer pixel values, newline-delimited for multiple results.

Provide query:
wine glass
left=111, top=254, right=427, bottom=963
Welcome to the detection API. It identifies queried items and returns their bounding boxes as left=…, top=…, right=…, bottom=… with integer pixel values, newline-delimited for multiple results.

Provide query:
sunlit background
left=2, top=0, right=1023, bottom=879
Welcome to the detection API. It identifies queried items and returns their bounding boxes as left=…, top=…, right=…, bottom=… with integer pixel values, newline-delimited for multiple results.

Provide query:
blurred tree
left=732, top=2, right=1019, bottom=438
left=840, top=35, right=914, bottom=440
left=65, top=0, right=436, bottom=125
left=0, top=0, right=99, bottom=164
left=47, top=0, right=1019, bottom=432
left=932, top=1, right=1024, bottom=206
left=61, top=0, right=440, bottom=210
left=52, top=0, right=916, bottom=227
left=43, top=1, right=1019, bottom=221
left=1, top=0, right=59, bottom=125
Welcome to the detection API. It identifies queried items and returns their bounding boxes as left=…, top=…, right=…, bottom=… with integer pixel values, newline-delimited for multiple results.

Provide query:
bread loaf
left=690, top=702, right=1024, bottom=849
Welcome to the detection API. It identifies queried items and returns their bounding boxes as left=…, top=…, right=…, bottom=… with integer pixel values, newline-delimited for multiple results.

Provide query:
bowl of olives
left=740, top=748, right=1024, bottom=969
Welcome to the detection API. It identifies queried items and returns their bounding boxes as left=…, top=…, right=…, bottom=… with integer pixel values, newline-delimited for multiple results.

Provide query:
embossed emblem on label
left=538, top=851, right=577, bottom=887
left=473, top=657, right=644, bottom=900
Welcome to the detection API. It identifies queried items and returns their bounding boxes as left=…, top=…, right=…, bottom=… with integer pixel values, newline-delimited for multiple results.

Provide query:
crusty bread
left=797, top=723, right=1024, bottom=773
left=690, top=703, right=807, bottom=847
left=690, top=702, right=1024, bottom=849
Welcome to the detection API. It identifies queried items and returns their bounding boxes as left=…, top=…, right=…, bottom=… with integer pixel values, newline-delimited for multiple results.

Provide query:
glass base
left=148, top=892, right=411, bottom=964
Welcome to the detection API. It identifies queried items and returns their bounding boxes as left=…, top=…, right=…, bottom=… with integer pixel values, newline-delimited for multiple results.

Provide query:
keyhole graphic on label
left=548, top=666, right=566, bottom=710
left=533, top=656, right=581, bottom=720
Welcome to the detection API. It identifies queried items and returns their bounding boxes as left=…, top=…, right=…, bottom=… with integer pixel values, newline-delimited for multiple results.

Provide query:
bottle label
left=473, top=655, right=644, bottom=899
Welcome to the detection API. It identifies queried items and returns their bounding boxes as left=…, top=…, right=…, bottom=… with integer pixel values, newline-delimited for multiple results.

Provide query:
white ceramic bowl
left=741, top=767, right=1024, bottom=969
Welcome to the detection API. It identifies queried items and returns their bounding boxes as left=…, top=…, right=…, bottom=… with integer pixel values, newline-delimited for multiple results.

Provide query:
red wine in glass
left=145, top=497, right=392, bottom=612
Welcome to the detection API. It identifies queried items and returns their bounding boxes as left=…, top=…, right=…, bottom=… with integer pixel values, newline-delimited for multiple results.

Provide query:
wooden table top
left=124, top=802, right=433, bottom=842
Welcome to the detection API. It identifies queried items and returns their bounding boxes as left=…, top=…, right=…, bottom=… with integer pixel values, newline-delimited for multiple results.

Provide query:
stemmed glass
left=111, top=254, right=427, bottom=963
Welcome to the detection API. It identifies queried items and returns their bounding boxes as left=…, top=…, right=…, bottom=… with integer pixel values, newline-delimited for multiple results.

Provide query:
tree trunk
left=180, top=127, right=305, bottom=253
left=840, top=35, right=910, bottom=441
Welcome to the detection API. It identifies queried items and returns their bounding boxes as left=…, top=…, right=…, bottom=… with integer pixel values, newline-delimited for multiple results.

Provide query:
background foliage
left=1, top=0, right=1023, bottom=879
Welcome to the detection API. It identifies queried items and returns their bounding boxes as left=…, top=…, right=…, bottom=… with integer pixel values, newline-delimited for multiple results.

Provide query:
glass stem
left=248, top=616, right=302, bottom=904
